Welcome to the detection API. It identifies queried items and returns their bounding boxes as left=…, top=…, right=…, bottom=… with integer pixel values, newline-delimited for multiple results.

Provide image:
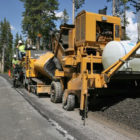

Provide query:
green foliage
left=0, top=18, right=13, bottom=72
left=107, top=0, right=131, bottom=16
left=20, top=0, right=59, bottom=48
left=75, top=0, right=85, bottom=11
left=14, top=33, right=19, bottom=48
left=130, top=0, right=140, bottom=12
left=61, top=9, right=69, bottom=24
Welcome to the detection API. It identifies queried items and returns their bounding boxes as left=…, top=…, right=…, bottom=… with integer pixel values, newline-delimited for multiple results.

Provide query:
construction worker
left=12, top=54, right=21, bottom=87
left=12, top=54, right=20, bottom=78
left=12, top=54, right=19, bottom=68
left=16, top=40, right=26, bottom=60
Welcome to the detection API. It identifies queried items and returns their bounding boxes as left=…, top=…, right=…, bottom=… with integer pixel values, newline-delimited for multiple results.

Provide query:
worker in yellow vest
left=12, top=54, right=19, bottom=68
left=16, top=40, right=26, bottom=60
left=12, top=54, right=20, bottom=78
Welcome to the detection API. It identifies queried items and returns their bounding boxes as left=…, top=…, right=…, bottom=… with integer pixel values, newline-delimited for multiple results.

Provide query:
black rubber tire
left=63, top=94, right=75, bottom=111
left=50, top=81, right=63, bottom=103
left=32, top=86, right=37, bottom=94
left=34, top=86, right=39, bottom=97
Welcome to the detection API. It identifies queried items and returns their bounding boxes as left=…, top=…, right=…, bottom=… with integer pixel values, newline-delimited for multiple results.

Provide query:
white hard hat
left=18, top=40, right=22, bottom=44
left=13, top=54, right=16, bottom=58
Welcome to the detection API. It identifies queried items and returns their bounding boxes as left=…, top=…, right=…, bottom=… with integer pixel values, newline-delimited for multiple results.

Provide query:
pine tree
left=20, top=0, right=59, bottom=49
left=130, top=0, right=140, bottom=42
left=0, top=18, right=13, bottom=73
left=122, top=0, right=131, bottom=39
left=13, top=33, right=20, bottom=54
left=107, top=0, right=131, bottom=40
left=75, top=0, right=85, bottom=11
left=14, top=33, right=19, bottom=47
left=61, top=9, right=69, bottom=24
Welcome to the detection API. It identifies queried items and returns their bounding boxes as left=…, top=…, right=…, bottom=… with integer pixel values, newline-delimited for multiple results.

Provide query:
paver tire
left=50, top=81, right=63, bottom=103
left=63, top=94, right=75, bottom=111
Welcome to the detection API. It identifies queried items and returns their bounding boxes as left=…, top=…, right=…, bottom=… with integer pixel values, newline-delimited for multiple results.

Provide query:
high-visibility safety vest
left=12, top=59, right=19, bottom=65
left=19, top=45, right=25, bottom=53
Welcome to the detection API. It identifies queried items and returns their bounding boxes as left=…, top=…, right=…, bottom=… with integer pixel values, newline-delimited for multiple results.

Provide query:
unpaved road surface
left=1, top=74, right=140, bottom=140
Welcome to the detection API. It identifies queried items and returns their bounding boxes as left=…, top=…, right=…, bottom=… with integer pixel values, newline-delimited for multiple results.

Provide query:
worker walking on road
left=16, top=40, right=26, bottom=60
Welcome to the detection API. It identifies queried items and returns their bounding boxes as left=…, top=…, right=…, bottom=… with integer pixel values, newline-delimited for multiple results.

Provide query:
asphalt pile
left=90, top=89, right=140, bottom=131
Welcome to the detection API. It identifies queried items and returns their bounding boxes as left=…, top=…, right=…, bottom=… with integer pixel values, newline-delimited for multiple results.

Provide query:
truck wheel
left=32, top=86, right=37, bottom=94
left=62, top=94, right=75, bottom=111
left=50, top=81, right=62, bottom=103
left=33, top=86, right=39, bottom=97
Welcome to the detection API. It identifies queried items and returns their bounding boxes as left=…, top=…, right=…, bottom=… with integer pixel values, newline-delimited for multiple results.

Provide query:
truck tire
left=32, top=86, right=37, bottom=95
left=62, top=94, right=75, bottom=111
left=50, top=81, right=62, bottom=103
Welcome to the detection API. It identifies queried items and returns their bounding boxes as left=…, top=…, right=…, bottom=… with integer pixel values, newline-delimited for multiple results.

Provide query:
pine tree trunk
left=123, top=4, right=127, bottom=40
left=113, top=0, right=116, bottom=16
left=0, top=64, right=1, bottom=73
left=36, top=37, right=40, bottom=50
left=0, top=56, right=1, bottom=73
left=72, top=0, right=75, bottom=24
left=1, top=45, right=5, bottom=73
left=138, top=11, right=140, bottom=42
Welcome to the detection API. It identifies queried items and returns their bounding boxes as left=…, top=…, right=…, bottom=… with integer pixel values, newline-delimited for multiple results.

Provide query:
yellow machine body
left=25, top=50, right=38, bottom=78
left=55, top=11, right=122, bottom=81
left=53, top=11, right=122, bottom=113
left=75, top=11, right=121, bottom=47
left=24, top=50, right=51, bottom=95
left=23, top=11, right=140, bottom=120
left=34, top=51, right=54, bottom=79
